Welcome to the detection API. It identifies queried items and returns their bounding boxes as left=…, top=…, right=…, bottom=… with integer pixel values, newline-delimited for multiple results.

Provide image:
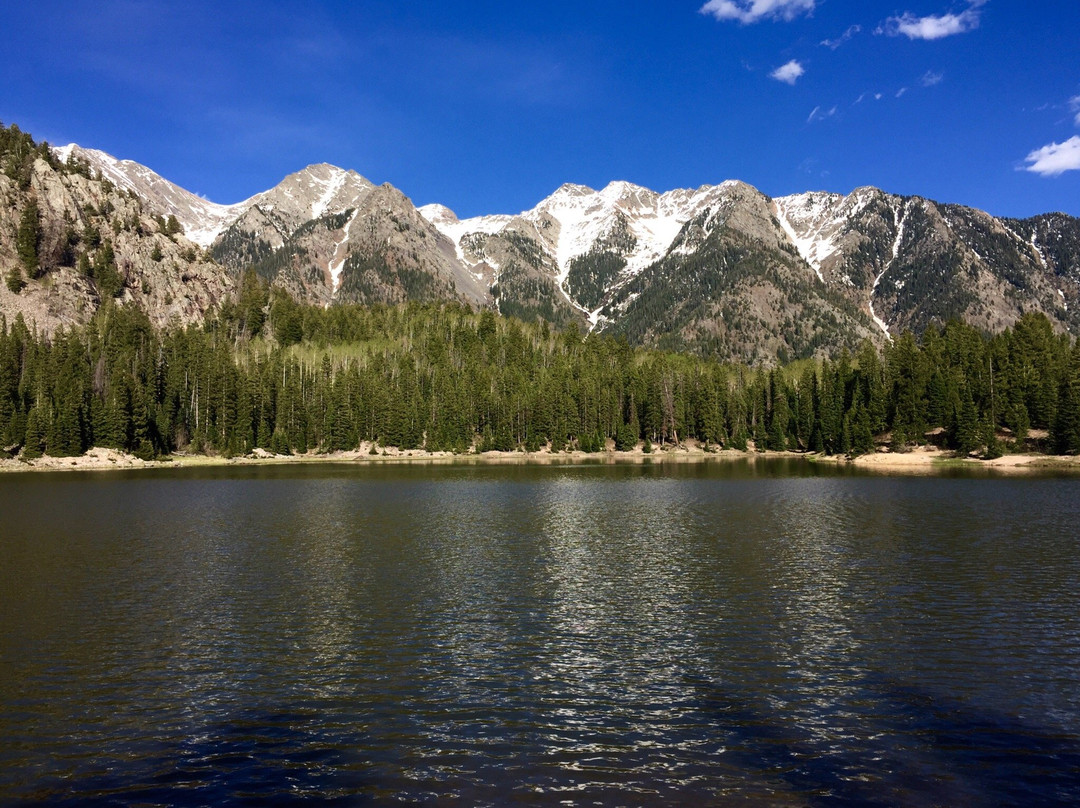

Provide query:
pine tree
left=982, top=419, right=1003, bottom=459
left=16, top=199, right=41, bottom=278
left=269, top=427, right=291, bottom=455
left=1052, top=345, right=1080, bottom=455
left=954, top=385, right=980, bottom=455
left=851, top=397, right=874, bottom=456
left=22, top=405, right=46, bottom=458
left=766, top=369, right=790, bottom=451
left=92, top=240, right=123, bottom=297
left=6, top=267, right=25, bottom=294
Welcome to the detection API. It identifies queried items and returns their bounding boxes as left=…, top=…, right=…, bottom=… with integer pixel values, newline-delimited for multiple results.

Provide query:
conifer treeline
left=1, top=285, right=1079, bottom=460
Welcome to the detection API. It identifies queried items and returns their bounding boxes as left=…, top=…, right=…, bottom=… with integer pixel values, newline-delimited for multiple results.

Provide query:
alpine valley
left=2, top=124, right=1078, bottom=364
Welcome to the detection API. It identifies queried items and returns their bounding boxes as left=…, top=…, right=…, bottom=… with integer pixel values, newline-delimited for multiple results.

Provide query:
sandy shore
left=2, top=443, right=1078, bottom=475
left=816, top=444, right=1080, bottom=473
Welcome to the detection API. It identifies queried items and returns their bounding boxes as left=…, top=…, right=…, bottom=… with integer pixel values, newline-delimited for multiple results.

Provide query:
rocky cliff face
left=3, top=125, right=1078, bottom=364
left=210, top=175, right=489, bottom=308
left=0, top=136, right=231, bottom=335
left=774, top=189, right=1080, bottom=340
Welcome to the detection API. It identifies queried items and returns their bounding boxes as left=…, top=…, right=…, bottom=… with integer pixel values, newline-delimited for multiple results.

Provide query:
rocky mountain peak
left=0, top=124, right=1067, bottom=364
left=417, top=203, right=459, bottom=226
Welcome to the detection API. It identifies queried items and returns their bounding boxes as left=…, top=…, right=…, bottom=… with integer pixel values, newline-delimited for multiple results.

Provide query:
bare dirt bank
left=4, top=441, right=1080, bottom=477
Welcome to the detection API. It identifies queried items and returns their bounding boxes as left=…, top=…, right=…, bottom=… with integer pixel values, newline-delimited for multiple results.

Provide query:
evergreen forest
left=2, top=272, right=1080, bottom=461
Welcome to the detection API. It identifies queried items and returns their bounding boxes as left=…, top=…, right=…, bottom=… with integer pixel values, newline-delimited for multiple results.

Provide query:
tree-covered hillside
left=2, top=276, right=1078, bottom=461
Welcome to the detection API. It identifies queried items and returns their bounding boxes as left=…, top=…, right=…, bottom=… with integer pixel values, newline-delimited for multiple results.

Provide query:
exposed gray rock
left=14, top=138, right=1078, bottom=364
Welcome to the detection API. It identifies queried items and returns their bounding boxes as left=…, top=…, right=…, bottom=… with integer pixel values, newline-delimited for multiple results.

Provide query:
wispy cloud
left=1071, top=95, right=1080, bottom=126
left=821, top=24, right=860, bottom=49
left=1023, top=136, right=1080, bottom=176
left=896, top=87, right=908, bottom=98
left=877, top=0, right=986, bottom=40
left=770, top=59, right=805, bottom=84
left=700, top=0, right=816, bottom=24
left=807, top=105, right=837, bottom=123
left=921, top=70, right=944, bottom=86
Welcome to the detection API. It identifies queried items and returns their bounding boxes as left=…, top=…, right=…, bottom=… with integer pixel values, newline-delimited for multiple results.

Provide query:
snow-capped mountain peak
left=53, top=147, right=376, bottom=248
left=56, top=143, right=245, bottom=247
left=774, top=188, right=889, bottom=279
left=248, top=163, right=374, bottom=227
left=42, top=140, right=1080, bottom=362
left=417, top=203, right=459, bottom=225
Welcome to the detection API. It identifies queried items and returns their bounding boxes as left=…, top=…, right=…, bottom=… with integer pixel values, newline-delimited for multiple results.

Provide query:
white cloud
left=875, top=93, right=883, bottom=100
left=896, top=87, right=908, bottom=98
left=1024, top=136, right=1080, bottom=176
left=808, top=105, right=837, bottom=123
left=877, top=1, right=985, bottom=40
left=771, top=59, right=805, bottom=84
left=821, top=24, right=860, bottom=49
left=1071, top=95, right=1080, bottom=126
left=921, top=70, right=944, bottom=86
left=700, top=0, right=816, bottom=24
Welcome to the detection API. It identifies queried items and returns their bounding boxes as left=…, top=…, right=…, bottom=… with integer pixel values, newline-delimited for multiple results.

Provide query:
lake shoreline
left=3, top=443, right=1079, bottom=476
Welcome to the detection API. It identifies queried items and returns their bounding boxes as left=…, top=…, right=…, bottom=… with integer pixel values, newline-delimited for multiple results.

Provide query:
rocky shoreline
left=3, top=443, right=1079, bottom=476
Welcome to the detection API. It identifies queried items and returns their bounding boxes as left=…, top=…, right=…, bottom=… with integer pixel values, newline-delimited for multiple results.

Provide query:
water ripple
left=1, top=464, right=1079, bottom=805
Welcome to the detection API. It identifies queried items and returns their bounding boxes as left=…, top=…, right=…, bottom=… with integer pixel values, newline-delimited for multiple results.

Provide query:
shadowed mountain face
left=1, top=132, right=1076, bottom=363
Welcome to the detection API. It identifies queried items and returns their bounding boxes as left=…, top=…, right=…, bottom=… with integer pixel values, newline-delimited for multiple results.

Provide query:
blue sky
left=2, top=0, right=1078, bottom=218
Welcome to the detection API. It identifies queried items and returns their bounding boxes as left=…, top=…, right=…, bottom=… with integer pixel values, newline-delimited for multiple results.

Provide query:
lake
left=2, top=460, right=1079, bottom=806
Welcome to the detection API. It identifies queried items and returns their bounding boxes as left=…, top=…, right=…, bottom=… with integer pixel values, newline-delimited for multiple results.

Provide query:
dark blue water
left=1, top=460, right=1079, bottom=806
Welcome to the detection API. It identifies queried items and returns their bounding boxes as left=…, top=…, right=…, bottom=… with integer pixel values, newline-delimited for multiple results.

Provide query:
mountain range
left=2, top=130, right=1077, bottom=364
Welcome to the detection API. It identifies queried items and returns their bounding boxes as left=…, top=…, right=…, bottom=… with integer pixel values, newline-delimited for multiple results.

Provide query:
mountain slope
left=1, top=129, right=231, bottom=334
left=6, top=130, right=1073, bottom=364
left=603, top=182, right=879, bottom=363
left=775, top=188, right=1079, bottom=338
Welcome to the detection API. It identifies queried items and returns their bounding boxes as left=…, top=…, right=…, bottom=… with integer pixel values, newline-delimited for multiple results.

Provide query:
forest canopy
left=2, top=283, right=1078, bottom=461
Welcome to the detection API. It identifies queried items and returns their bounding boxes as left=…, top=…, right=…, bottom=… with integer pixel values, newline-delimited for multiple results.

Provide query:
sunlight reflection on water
left=1, top=464, right=1079, bottom=805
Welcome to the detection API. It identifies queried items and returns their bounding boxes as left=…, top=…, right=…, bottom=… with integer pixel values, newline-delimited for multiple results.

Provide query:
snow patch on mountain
left=773, top=192, right=847, bottom=281
left=869, top=202, right=908, bottom=339
left=522, top=183, right=621, bottom=290
left=311, top=167, right=348, bottom=220
left=424, top=181, right=747, bottom=322
left=418, top=204, right=513, bottom=266
left=54, top=147, right=377, bottom=249
left=328, top=207, right=361, bottom=294
left=522, top=180, right=741, bottom=280
left=1031, top=232, right=1048, bottom=269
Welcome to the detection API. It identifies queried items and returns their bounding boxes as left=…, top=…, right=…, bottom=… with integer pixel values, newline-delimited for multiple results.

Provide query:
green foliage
left=238, top=270, right=269, bottom=337
left=270, top=289, right=304, bottom=347
left=16, top=199, right=41, bottom=278
left=211, top=223, right=277, bottom=273
left=1052, top=344, right=1080, bottom=454
left=338, top=249, right=442, bottom=304
left=0, top=121, right=59, bottom=189
left=6, top=267, right=25, bottom=294
left=494, top=260, right=579, bottom=328
left=566, top=250, right=626, bottom=310
left=91, top=240, right=124, bottom=298
left=603, top=226, right=871, bottom=365
left=0, top=299, right=1073, bottom=462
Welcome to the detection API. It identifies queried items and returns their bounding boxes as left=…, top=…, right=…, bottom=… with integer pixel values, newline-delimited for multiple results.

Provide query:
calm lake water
left=2, top=459, right=1079, bottom=806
